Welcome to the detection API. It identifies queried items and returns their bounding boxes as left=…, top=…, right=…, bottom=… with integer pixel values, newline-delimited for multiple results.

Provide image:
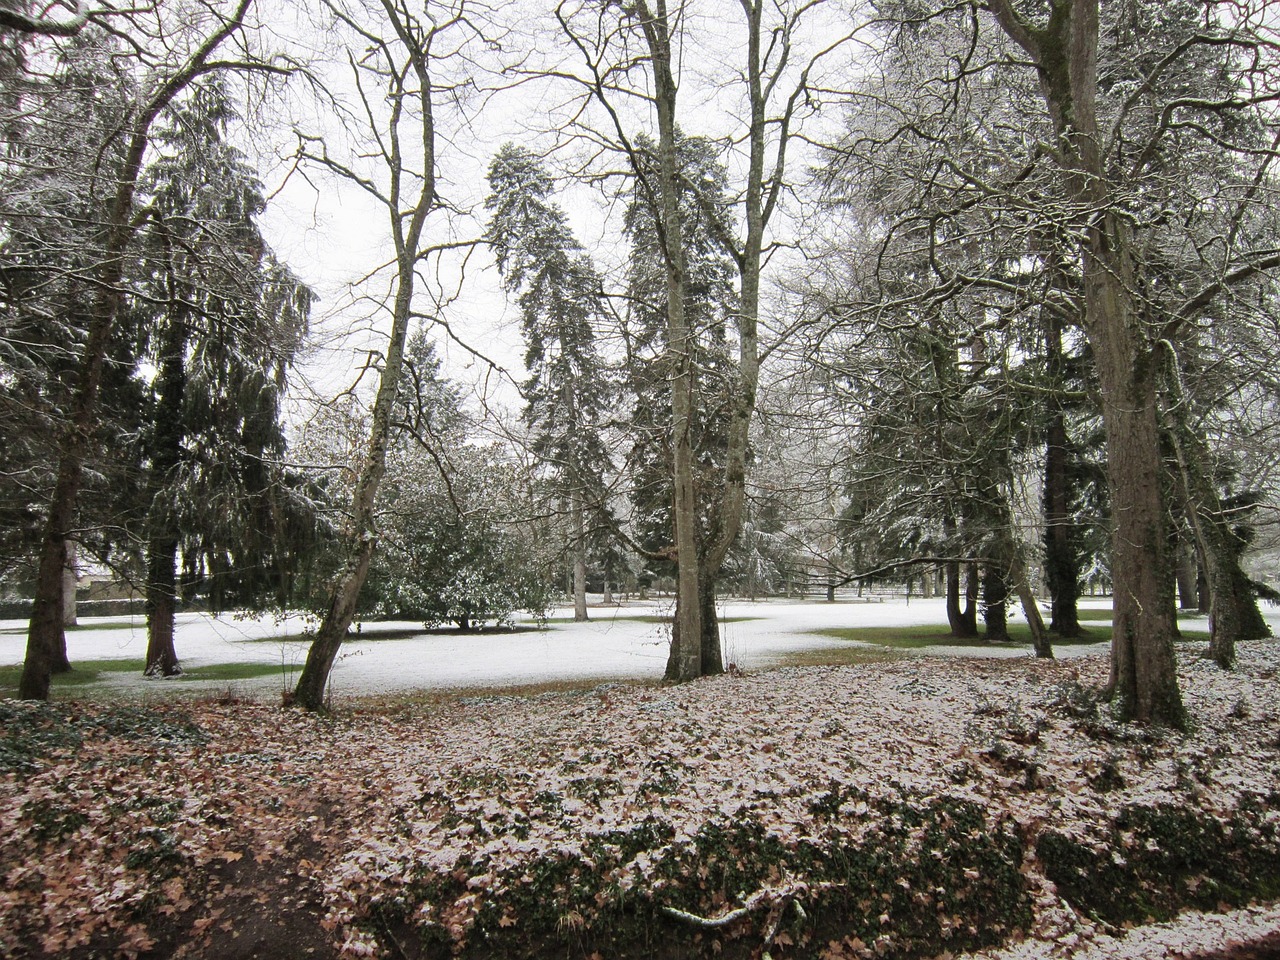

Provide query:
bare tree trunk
left=1043, top=315, right=1081, bottom=637
left=572, top=492, right=588, bottom=621
left=144, top=308, right=188, bottom=677
left=145, top=541, right=182, bottom=677
left=23, top=302, right=113, bottom=697
left=982, top=562, right=1010, bottom=642
left=666, top=570, right=724, bottom=677
left=1176, top=539, right=1199, bottom=610
left=293, top=0, right=440, bottom=709
left=1164, top=359, right=1271, bottom=667
left=944, top=513, right=979, bottom=638
left=631, top=0, right=702, bottom=682
left=1008, top=553, right=1051, bottom=658
left=989, top=0, right=1183, bottom=725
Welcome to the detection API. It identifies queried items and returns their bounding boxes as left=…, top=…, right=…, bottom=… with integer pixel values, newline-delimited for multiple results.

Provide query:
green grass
left=0, top=658, right=286, bottom=695
left=179, top=662, right=285, bottom=681
left=809, top=621, right=1111, bottom=651
left=0, top=658, right=144, bottom=692
left=1076, top=608, right=1114, bottom=622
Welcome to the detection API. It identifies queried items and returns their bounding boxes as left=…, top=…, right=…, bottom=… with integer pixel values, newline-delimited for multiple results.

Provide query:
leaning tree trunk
left=982, top=562, right=1010, bottom=642
left=20, top=306, right=115, bottom=698
left=293, top=235, right=422, bottom=709
left=1163, top=357, right=1271, bottom=667
left=291, top=0, right=440, bottom=710
left=1010, top=553, right=1052, bottom=658
left=18, top=0, right=256, bottom=701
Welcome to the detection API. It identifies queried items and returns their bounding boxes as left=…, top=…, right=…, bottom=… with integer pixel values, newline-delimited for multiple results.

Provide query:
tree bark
left=1011, top=553, right=1052, bottom=658
left=60, top=540, right=77, bottom=630
left=1163, top=360, right=1271, bottom=667
left=1175, top=539, right=1199, bottom=610
left=572, top=492, right=589, bottom=621
left=633, top=0, right=702, bottom=683
left=1043, top=315, right=1081, bottom=638
left=19, top=0, right=257, bottom=700
left=666, top=570, right=724, bottom=677
left=293, top=0, right=439, bottom=709
left=982, top=562, right=1010, bottom=642
left=988, top=0, right=1183, bottom=725
left=145, top=543, right=182, bottom=677
left=144, top=306, right=188, bottom=677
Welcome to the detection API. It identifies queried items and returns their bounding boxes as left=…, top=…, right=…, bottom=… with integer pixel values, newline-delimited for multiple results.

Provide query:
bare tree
left=553, top=0, right=856, bottom=679
left=290, top=0, right=479, bottom=710
left=982, top=0, right=1280, bottom=724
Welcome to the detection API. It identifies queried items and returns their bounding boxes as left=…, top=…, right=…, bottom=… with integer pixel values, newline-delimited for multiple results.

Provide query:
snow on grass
left=3, top=595, right=1235, bottom=699
left=2, top=598, right=1279, bottom=957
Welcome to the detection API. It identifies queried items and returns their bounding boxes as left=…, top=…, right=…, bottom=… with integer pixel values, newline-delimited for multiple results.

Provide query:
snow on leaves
left=1, top=642, right=1278, bottom=957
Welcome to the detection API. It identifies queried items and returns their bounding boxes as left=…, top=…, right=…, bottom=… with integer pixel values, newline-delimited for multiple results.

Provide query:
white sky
left=245, top=0, right=871, bottom=423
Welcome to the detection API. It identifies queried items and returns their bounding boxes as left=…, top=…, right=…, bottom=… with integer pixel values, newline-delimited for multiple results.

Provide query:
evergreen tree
left=360, top=328, right=555, bottom=630
left=622, top=132, right=737, bottom=653
left=484, top=144, right=614, bottom=621
left=128, top=82, right=315, bottom=676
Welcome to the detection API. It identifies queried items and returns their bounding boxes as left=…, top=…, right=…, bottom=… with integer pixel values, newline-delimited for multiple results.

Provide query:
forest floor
left=2, top=602, right=1280, bottom=958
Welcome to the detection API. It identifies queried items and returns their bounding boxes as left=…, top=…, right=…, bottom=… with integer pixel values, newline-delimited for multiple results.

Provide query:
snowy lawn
left=0, top=596, right=1233, bottom=700
left=1, top=599, right=1279, bottom=959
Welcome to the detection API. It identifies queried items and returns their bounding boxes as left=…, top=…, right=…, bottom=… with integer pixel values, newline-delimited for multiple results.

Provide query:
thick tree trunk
left=636, top=0, right=702, bottom=683
left=294, top=541, right=376, bottom=709
left=699, top=575, right=722, bottom=675
left=666, top=571, right=724, bottom=678
left=145, top=541, right=182, bottom=677
left=144, top=311, right=187, bottom=677
left=21, top=527, right=71, bottom=699
left=1098, top=369, right=1183, bottom=723
left=945, top=557, right=979, bottom=637
left=990, top=0, right=1183, bottom=725
left=21, top=308, right=112, bottom=697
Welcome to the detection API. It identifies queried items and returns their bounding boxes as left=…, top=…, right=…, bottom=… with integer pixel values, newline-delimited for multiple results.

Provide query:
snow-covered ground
left=2, top=595, right=1273, bottom=698
left=4, top=597, right=1280, bottom=958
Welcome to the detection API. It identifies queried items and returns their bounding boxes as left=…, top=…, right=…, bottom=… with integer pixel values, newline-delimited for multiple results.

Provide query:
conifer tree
left=485, top=144, right=614, bottom=621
